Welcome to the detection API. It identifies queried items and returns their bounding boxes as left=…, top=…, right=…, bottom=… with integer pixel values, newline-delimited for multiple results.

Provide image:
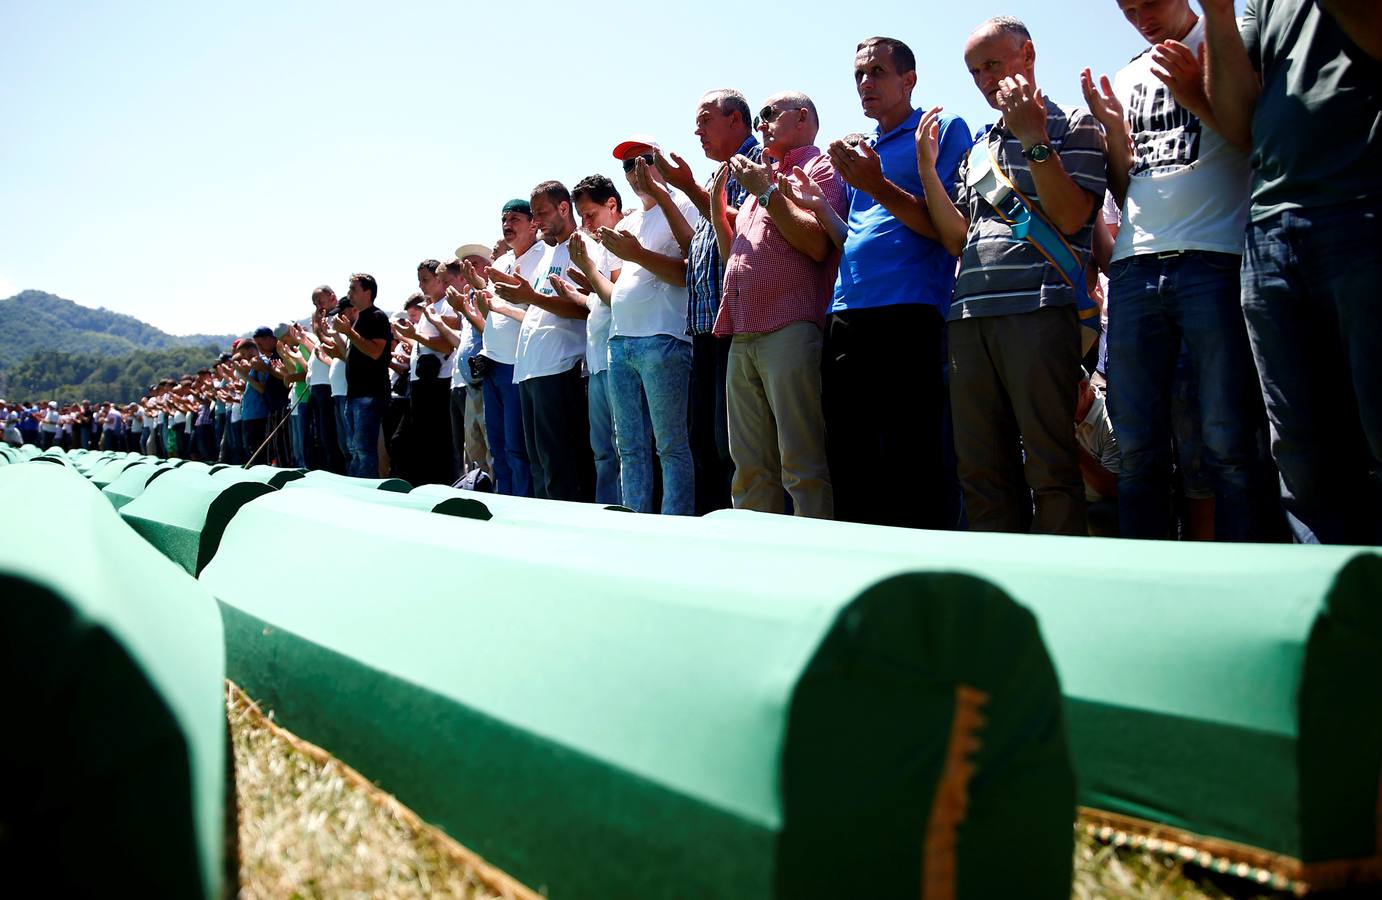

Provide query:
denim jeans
left=1242, top=199, right=1382, bottom=544
left=347, top=395, right=385, bottom=478
left=588, top=369, right=621, bottom=505
left=1106, top=251, right=1259, bottom=540
left=608, top=335, right=694, bottom=515
left=333, top=396, right=350, bottom=464
left=289, top=409, right=307, bottom=469
left=480, top=361, right=532, bottom=497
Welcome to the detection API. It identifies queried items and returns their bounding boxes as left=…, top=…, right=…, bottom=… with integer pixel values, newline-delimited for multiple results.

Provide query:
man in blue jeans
left=594, top=136, right=701, bottom=514
left=334, top=272, right=392, bottom=478
left=464, top=199, right=543, bottom=497
left=1201, top=0, right=1381, bottom=544
left=1081, top=0, right=1260, bottom=540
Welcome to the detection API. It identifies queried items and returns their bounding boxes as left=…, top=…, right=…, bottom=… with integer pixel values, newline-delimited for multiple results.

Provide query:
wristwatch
left=1022, top=142, right=1054, bottom=163
left=757, top=183, right=778, bottom=207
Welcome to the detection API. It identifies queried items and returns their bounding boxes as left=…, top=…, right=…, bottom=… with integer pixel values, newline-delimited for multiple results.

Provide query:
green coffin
left=692, top=510, right=1382, bottom=887
left=281, top=481, right=488, bottom=518
left=410, top=484, right=631, bottom=519
left=0, top=463, right=227, bottom=898
left=202, top=491, right=1074, bottom=900
left=120, top=468, right=275, bottom=575
left=87, top=456, right=148, bottom=489
left=102, top=462, right=177, bottom=511
left=210, top=464, right=304, bottom=488
left=299, top=468, right=411, bottom=492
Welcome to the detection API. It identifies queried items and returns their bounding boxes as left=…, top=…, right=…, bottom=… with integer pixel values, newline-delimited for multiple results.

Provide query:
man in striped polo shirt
left=917, top=16, right=1107, bottom=534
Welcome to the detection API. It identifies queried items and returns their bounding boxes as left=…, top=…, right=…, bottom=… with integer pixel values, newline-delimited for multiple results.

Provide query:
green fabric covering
left=281, top=481, right=488, bottom=518
left=87, top=456, right=148, bottom=489
left=0, top=463, right=226, bottom=898
left=211, top=464, right=304, bottom=488
left=410, top=484, right=631, bottom=519
left=120, top=468, right=275, bottom=575
left=299, top=469, right=410, bottom=492
left=202, top=491, right=1072, bottom=899
left=101, top=462, right=174, bottom=511
left=695, top=510, right=1382, bottom=867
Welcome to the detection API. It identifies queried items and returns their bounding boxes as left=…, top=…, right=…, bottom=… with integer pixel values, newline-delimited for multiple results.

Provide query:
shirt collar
left=873, top=106, right=923, bottom=145
left=772, top=144, right=822, bottom=173
left=735, top=134, right=760, bottom=157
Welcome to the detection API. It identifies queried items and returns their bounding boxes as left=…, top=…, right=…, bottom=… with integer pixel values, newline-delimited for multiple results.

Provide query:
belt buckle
left=1156, top=249, right=1187, bottom=260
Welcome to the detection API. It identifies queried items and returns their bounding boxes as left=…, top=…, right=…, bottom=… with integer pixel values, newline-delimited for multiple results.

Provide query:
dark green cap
left=501, top=198, right=531, bottom=216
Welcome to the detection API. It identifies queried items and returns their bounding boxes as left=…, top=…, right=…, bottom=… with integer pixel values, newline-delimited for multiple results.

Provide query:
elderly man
left=916, top=16, right=1107, bottom=534
left=711, top=92, right=847, bottom=517
left=796, top=37, right=971, bottom=529
left=1199, top=0, right=1381, bottom=544
left=655, top=89, right=762, bottom=513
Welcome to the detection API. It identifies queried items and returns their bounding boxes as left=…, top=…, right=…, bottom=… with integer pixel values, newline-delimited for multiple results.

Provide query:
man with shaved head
left=711, top=91, right=846, bottom=518
left=916, top=16, right=1108, bottom=534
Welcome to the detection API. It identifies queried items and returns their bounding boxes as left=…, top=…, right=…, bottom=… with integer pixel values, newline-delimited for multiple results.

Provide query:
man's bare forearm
left=1201, top=0, right=1261, bottom=150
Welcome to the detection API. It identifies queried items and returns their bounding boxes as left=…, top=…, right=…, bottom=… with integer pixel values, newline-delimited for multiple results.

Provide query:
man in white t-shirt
left=584, top=137, right=701, bottom=515
left=393, top=260, right=458, bottom=486
left=437, top=252, right=492, bottom=480
left=467, top=199, right=542, bottom=497
left=490, top=181, right=594, bottom=502
left=567, top=174, right=627, bottom=505
left=1082, top=0, right=1260, bottom=541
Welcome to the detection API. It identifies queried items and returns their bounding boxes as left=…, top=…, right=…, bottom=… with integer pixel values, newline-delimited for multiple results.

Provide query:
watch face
left=1029, top=144, right=1052, bottom=162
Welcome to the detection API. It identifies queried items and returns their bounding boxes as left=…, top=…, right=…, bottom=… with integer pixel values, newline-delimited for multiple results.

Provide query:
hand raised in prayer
left=568, top=230, right=592, bottom=272
left=598, top=227, right=645, bottom=264
left=548, top=274, right=589, bottom=308
left=461, top=259, right=488, bottom=291
left=828, top=139, right=888, bottom=196
left=653, top=149, right=698, bottom=195
left=1080, top=69, right=1125, bottom=137
left=996, top=74, right=1048, bottom=149
left=914, top=105, right=945, bottom=174
left=776, top=165, right=826, bottom=214
left=729, top=154, right=773, bottom=196
left=632, top=157, right=668, bottom=202
left=1149, top=40, right=1211, bottom=124
left=489, top=265, right=539, bottom=304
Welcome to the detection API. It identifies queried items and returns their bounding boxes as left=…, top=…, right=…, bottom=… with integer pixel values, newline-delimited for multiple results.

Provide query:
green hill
left=0, top=290, right=241, bottom=403
left=0, top=290, right=236, bottom=368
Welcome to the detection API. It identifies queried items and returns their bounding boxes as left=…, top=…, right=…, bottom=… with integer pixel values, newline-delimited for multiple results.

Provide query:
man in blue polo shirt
left=795, top=36, right=968, bottom=528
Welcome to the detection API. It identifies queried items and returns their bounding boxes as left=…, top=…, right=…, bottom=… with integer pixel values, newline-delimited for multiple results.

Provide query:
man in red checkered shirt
left=709, top=90, right=848, bottom=518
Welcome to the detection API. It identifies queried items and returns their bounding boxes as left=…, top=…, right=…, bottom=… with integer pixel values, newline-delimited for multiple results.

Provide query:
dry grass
left=228, top=684, right=537, bottom=900
left=228, top=683, right=1291, bottom=899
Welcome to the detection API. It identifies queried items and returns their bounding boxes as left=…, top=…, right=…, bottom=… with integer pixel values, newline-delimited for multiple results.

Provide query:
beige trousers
left=726, top=320, right=833, bottom=518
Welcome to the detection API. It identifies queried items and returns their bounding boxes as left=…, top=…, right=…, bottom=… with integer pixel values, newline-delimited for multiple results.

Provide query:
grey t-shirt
left=1242, top=0, right=1382, bottom=221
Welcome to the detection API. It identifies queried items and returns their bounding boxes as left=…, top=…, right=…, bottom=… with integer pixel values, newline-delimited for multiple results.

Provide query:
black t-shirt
left=346, top=305, right=393, bottom=398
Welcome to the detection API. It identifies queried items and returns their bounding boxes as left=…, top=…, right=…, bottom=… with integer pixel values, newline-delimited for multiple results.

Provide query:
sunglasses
left=622, top=153, right=655, bottom=173
left=753, top=105, right=802, bottom=131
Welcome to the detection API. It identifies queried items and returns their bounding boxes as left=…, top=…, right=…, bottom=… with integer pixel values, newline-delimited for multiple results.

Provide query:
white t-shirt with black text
left=1112, top=18, right=1251, bottom=261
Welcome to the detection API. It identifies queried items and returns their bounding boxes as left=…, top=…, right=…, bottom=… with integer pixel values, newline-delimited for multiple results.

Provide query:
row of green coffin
left=0, top=461, right=227, bottom=898
left=42, top=449, right=1382, bottom=893
left=81, top=455, right=1074, bottom=898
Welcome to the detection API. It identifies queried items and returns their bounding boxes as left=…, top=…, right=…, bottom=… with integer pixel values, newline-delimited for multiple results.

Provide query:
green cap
left=501, top=198, right=531, bottom=216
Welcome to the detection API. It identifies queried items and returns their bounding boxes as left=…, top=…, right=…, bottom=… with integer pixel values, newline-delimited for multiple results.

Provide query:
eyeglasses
left=622, top=153, right=655, bottom=173
left=754, top=106, right=802, bottom=131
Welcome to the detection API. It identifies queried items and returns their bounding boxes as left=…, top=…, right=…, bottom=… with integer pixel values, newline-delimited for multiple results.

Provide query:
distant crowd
left=6, top=3, right=1378, bottom=545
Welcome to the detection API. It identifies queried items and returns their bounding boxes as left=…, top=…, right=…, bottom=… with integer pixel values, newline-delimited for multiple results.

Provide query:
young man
left=807, top=36, right=971, bottom=529
left=1200, top=0, right=1381, bottom=544
left=490, top=181, right=593, bottom=502
left=916, top=17, right=1107, bottom=534
left=438, top=252, right=491, bottom=480
left=334, top=273, right=391, bottom=478
left=569, top=174, right=626, bottom=505
left=399, top=259, right=458, bottom=486
left=653, top=90, right=762, bottom=514
left=1079, top=0, right=1260, bottom=541
left=586, top=138, right=701, bottom=515
left=712, top=91, right=847, bottom=518
left=468, top=199, right=542, bottom=496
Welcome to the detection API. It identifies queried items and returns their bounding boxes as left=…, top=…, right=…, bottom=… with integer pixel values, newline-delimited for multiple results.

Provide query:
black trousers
left=408, top=376, right=455, bottom=486
left=822, top=303, right=958, bottom=529
left=519, top=364, right=593, bottom=502
left=309, top=384, right=344, bottom=473
left=690, top=332, right=733, bottom=514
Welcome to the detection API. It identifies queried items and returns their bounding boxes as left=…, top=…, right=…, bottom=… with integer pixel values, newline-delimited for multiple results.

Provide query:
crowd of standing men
left=8, top=1, right=1377, bottom=546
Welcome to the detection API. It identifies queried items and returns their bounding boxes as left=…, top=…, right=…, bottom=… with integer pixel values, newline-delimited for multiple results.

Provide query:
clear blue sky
left=0, top=0, right=1237, bottom=336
